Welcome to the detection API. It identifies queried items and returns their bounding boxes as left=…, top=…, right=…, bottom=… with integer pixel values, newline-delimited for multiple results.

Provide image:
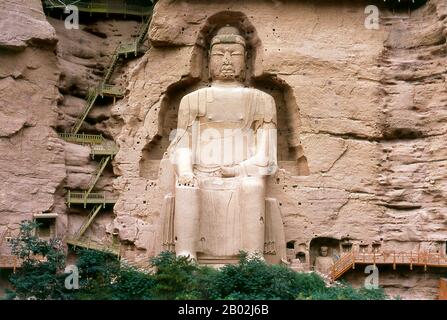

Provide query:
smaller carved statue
left=314, top=246, right=334, bottom=275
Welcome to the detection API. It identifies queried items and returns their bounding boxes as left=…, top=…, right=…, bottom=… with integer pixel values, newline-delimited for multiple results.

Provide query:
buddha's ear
left=207, top=49, right=212, bottom=81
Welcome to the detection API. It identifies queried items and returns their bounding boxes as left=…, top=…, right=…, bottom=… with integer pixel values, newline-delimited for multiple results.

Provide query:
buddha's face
left=320, top=247, right=328, bottom=257
left=209, top=43, right=245, bottom=82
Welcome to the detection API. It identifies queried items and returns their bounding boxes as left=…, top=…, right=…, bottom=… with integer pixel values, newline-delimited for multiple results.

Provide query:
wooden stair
left=85, top=156, right=111, bottom=196
left=55, top=4, right=153, bottom=256
left=73, top=205, right=103, bottom=239
left=71, top=88, right=99, bottom=134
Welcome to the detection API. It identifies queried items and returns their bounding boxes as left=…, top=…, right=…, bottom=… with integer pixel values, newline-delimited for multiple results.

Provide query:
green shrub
left=303, top=281, right=387, bottom=300
left=149, top=251, right=203, bottom=299
left=7, top=220, right=69, bottom=300
left=72, top=249, right=156, bottom=300
left=6, top=224, right=388, bottom=301
left=111, top=266, right=155, bottom=300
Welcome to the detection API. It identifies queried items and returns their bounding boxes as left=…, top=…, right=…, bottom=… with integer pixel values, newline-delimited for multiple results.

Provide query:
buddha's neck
left=212, top=80, right=244, bottom=88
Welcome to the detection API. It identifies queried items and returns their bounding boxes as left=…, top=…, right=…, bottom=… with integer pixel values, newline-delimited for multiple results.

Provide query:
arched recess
left=309, top=237, right=341, bottom=267
left=139, top=11, right=309, bottom=178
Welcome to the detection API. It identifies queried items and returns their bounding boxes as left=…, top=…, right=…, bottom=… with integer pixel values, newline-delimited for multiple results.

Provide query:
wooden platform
left=66, top=191, right=117, bottom=207
left=43, top=0, right=153, bottom=17
left=66, top=237, right=121, bottom=256
left=331, top=251, right=447, bottom=280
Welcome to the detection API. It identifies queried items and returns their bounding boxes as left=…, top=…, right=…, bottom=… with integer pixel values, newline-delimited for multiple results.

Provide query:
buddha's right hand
left=177, top=173, right=196, bottom=187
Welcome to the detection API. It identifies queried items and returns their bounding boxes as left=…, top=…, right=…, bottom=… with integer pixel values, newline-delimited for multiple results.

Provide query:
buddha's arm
left=171, top=96, right=196, bottom=185
left=221, top=93, right=278, bottom=178
left=239, top=121, right=277, bottom=176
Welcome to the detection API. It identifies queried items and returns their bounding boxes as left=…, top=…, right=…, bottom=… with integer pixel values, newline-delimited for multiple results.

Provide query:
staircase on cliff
left=43, top=1, right=154, bottom=255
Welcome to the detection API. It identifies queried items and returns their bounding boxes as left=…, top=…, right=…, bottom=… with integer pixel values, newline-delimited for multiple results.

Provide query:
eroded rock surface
left=0, top=0, right=65, bottom=240
left=0, top=0, right=446, bottom=299
left=113, top=0, right=446, bottom=299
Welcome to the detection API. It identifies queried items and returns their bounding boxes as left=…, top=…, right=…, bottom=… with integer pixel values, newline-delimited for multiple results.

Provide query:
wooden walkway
left=331, top=250, right=447, bottom=280
left=43, top=0, right=153, bottom=17
left=48, top=2, right=153, bottom=256
left=66, top=190, right=118, bottom=207
left=0, top=254, right=47, bottom=272
left=0, top=255, right=20, bottom=271
left=66, top=237, right=121, bottom=257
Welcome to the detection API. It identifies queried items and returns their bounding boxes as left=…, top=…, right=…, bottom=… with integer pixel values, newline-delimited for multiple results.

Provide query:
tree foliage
left=6, top=220, right=67, bottom=300
left=4, top=222, right=388, bottom=300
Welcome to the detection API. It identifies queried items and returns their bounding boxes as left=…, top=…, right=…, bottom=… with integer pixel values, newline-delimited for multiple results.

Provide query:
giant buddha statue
left=160, top=26, right=285, bottom=264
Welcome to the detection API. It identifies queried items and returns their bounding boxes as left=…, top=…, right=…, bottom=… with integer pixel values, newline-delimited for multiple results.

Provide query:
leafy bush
left=149, top=251, right=207, bottom=299
left=301, top=281, right=387, bottom=300
left=204, top=252, right=325, bottom=299
left=111, top=266, right=155, bottom=300
left=6, top=220, right=68, bottom=300
left=5, top=223, right=388, bottom=300
left=148, top=252, right=387, bottom=300
left=71, top=248, right=120, bottom=300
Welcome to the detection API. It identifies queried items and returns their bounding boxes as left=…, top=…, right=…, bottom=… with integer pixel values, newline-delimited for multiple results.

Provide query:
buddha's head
left=209, top=26, right=246, bottom=83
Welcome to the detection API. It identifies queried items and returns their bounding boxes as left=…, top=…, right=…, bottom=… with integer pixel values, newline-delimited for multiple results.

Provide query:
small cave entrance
left=341, top=238, right=353, bottom=253
left=381, top=0, right=428, bottom=11
left=309, top=237, right=341, bottom=267
left=295, top=252, right=306, bottom=263
left=286, top=240, right=296, bottom=250
left=34, top=216, right=57, bottom=239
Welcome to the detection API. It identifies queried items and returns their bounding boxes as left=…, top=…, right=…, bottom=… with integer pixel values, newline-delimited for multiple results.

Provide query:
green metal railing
left=71, top=88, right=99, bottom=134
left=115, top=15, right=152, bottom=57
left=56, top=4, right=154, bottom=256
left=43, top=0, right=153, bottom=17
left=86, top=156, right=111, bottom=195
left=73, top=205, right=103, bottom=238
left=67, top=14, right=151, bottom=134
left=101, top=48, right=120, bottom=86
left=66, top=190, right=117, bottom=208
left=91, top=143, right=119, bottom=157
left=98, top=84, right=125, bottom=97
left=66, top=236, right=121, bottom=256
left=58, top=133, right=104, bottom=144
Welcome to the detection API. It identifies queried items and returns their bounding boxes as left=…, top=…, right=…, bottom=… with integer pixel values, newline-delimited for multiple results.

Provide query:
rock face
left=113, top=0, right=447, bottom=299
left=0, top=0, right=57, bottom=49
left=0, top=1, right=142, bottom=253
left=0, top=0, right=65, bottom=242
left=0, top=0, right=446, bottom=300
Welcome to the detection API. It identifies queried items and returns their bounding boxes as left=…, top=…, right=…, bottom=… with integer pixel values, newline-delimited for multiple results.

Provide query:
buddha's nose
left=223, top=51, right=231, bottom=64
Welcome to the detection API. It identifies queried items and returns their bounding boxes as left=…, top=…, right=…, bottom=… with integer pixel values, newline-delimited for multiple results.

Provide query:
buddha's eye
left=212, top=52, right=224, bottom=56
left=231, top=51, right=243, bottom=56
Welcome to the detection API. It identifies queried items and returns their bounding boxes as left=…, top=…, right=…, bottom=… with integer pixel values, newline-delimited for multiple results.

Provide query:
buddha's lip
left=221, top=65, right=234, bottom=71
left=220, top=68, right=235, bottom=73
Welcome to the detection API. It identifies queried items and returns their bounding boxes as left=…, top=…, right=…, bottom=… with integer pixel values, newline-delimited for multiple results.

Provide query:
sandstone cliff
left=0, top=0, right=445, bottom=299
